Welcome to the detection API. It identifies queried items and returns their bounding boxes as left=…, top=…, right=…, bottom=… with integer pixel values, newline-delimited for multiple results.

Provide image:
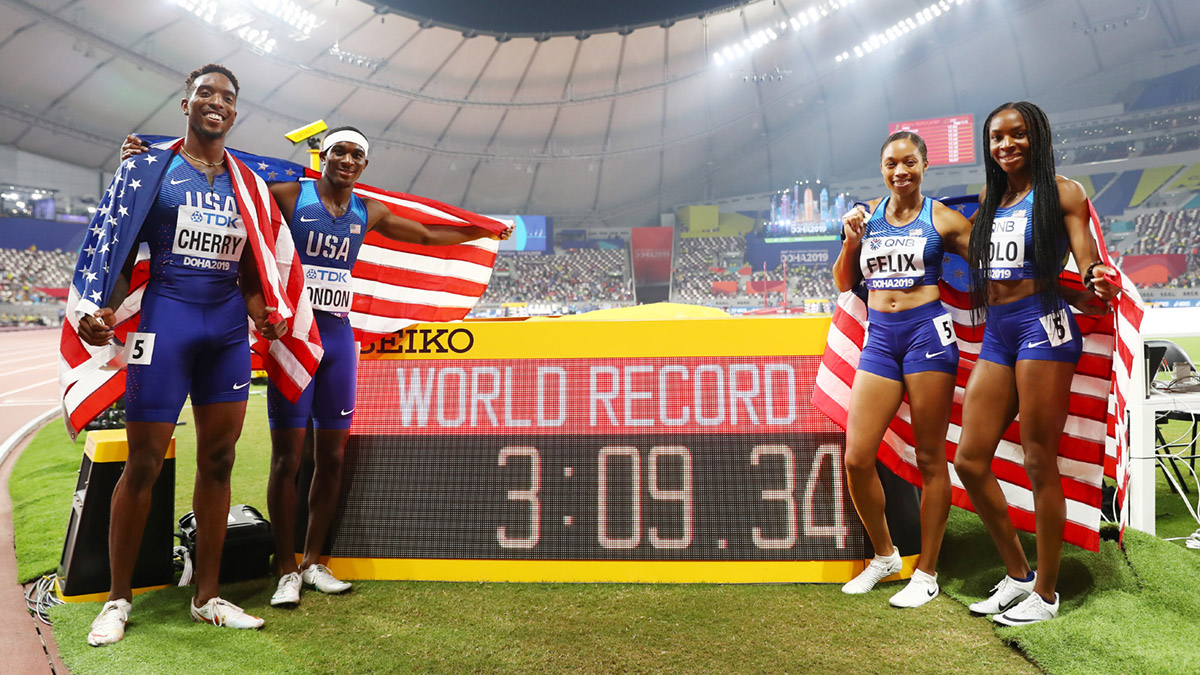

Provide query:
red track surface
left=0, top=328, right=66, bottom=673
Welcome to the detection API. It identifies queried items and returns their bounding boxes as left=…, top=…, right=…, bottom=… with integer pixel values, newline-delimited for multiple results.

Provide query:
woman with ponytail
left=833, top=131, right=971, bottom=607
left=954, top=101, right=1117, bottom=626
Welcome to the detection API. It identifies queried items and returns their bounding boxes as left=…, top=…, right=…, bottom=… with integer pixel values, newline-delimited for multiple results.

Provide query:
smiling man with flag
left=62, top=63, right=321, bottom=646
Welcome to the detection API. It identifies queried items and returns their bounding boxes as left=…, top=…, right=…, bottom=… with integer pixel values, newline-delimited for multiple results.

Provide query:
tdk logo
left=193, top=211, right=235, bottom=227
left=309, top=268, right=349, bottom=284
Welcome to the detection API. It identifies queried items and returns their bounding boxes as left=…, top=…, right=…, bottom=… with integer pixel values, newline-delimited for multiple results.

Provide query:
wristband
left=1083, top=260, right=1105, bottom=291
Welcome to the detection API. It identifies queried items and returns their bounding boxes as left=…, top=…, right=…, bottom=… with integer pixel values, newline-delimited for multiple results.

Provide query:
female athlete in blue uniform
left=83, top=65, right=288, bottom=646
left=833, top=131, right=971, bottom=608
left=954, top=102, right=1116, bottom=626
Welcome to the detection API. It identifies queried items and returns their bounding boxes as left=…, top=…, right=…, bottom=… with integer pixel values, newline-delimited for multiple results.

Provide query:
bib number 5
left=1037, top=309, right=1072, bottom=347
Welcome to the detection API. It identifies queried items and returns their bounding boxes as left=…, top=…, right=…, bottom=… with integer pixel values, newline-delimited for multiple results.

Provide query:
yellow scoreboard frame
left=315, top=313, right=918, bottom=584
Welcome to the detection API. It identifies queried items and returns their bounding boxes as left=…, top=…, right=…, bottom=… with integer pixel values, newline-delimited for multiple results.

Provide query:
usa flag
left=138, top=136, right=505, bottom=346
left=58, top=138, right=322, bottom=438
left=812, top=197, right=1144, bottom=551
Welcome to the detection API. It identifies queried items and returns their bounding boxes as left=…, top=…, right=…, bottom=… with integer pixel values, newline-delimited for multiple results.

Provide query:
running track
left=0, top=329, right=60, bottom=445
left=0, top=328, right=65, bottom=674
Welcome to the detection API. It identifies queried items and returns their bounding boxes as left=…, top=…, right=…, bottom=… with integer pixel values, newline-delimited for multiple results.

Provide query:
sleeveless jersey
left=985, top=190, right=1068, bottom=280
left=292, top=180, right=369, bottom=315
left=859, top=197, right=943, bottom=290
left=140, top=154, right=244, bottom=303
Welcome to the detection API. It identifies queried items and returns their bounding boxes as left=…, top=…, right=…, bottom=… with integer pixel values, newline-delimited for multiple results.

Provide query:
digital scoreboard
left=313, top=314, right=920, bottom=583
left=889, top=115, right=975, bottom=166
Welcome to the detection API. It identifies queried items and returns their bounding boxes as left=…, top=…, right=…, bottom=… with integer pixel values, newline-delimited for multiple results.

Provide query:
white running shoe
left=993, top=591, right=1059, bottom=626
left=270, top=572, right=302, bottom=607
left=88, top=599, right=131, bottom=646
left=301, top=564, right=351, bottom=594
left=968, top=573, right=1036, bottom=615
left=190, top=597, right=265, bottom=630
left=842, top=550, right=903, bottom=594
left=888, top=569, right=939, bottom=608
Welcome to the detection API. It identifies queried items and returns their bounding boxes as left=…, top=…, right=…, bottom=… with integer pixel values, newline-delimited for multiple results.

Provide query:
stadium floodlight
left=835, top=0, right=971, bottom=65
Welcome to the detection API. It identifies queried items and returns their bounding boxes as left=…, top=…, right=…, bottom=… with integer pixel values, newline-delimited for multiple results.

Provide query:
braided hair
left=968, top=101, right=1065, bottom=318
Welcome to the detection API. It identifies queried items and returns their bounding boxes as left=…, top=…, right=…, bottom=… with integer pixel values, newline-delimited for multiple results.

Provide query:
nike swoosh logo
left=341, top=408, right=355, bottom=416
left=925, top=351, right=945, bottom=359
left=1027, top=340, right=1050, bottom=348
left=300, top=216, right=318, bottom=222
left=170, top=178, right=190, bottom=185
left=927, top=588, right=936, bottom=597
left=232, top=381, right=250, bottom=390
left=999, top=596, right=1023, bottom=612
left=997, top=614, right=1038, bottom=624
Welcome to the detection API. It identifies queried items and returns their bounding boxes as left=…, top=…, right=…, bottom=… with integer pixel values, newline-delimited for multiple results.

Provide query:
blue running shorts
left=977, top=293, right=1083, bottom=367
left=267, top=311, right=357, bottom=430
left=858, top=300, right=960, bottom=382
left=124, top=290, right=251, bottom=423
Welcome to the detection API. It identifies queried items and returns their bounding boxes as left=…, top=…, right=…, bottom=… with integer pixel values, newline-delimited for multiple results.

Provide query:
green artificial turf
left=11, top=386, right=1200, bottom=674
left=49, top=579, right=1035, bottom=675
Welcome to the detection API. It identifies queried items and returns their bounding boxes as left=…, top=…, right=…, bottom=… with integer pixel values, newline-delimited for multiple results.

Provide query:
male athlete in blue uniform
left=833, top=131, right=972, bottom=608
left=82, top=64, right=289, bottom=646
left=262, top=127, right=508, bottom=605
left=127, top=126, right=512, bottom=605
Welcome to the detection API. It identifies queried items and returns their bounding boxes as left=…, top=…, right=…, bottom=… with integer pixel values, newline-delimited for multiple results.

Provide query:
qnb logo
left=635, top=251, right=671, bottom=259
left=366, top=327, right=475, bottom=355
left=873, top=237, right=919, bottom=248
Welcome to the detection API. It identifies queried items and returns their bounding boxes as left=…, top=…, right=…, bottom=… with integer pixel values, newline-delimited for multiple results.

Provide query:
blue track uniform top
left=985, top=190, right=1068, bottom=281
left=292, top=180, right=369, bottom=316
left=859, top=197, right=943, bottom=290
left=140, top=154, right=244, bottom=303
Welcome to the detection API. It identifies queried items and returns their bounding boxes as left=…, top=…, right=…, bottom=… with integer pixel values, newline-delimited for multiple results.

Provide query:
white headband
left=321, top=130, right=369, bottom=156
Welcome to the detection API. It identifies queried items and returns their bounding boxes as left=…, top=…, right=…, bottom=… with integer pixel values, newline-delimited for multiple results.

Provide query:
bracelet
left=1083, top=260, right=1105, bottom=291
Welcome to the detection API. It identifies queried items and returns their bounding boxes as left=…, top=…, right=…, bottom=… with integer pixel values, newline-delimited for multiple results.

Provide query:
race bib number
left=1037, top=308, right=1072, bottom=347
left=987, top=213, right=1027, bottom=279
left=860, top=235, right=927, bottom=290
left=125, top=332, right=155, bottom=365
left=304, top=264, right=353, bottom=313
left=933, top=314, right=955, bottom=346
left=173, top=205, right=246, bottom=268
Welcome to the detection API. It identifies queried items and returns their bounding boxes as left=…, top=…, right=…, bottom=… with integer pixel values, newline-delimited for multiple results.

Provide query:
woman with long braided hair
left=954, top=101, right=1117, bottom=626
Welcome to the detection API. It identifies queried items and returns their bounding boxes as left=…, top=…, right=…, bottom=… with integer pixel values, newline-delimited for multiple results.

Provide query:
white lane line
left=0, top=363, right=57, bottom=378
left=0, top=377, right=59, bottom=398
left=0, top=352, right=57, bottom=365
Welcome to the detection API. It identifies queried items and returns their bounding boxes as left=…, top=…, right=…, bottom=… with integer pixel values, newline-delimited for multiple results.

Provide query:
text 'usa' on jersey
left=291, top=180, right=369, bottom=315
left=140, top=154, right=245, bottom=303
left=859, top=197, right=944, bottom=291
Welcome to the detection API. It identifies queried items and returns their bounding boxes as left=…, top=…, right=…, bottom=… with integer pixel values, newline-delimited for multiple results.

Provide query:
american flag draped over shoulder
left=58, top=138, right=322, bottom=438
left=135, top=136, right=505, bottom=347
left=812, top=197, right=1144, bottom=551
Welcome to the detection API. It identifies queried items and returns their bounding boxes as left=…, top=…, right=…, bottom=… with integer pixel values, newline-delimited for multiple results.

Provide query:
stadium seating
left=475, top=247, right=633, bottom=314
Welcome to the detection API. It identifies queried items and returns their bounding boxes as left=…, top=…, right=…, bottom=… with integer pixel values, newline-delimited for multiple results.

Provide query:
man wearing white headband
left=118, top=125, right=511, bottom=608
left=321, top=127, right=370, bottom=157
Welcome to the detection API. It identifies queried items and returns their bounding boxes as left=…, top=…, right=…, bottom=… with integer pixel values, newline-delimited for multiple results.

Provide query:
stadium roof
left=1, top=0, right=1199, bottom=229
left=360, top=0, right=752, bottom=38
